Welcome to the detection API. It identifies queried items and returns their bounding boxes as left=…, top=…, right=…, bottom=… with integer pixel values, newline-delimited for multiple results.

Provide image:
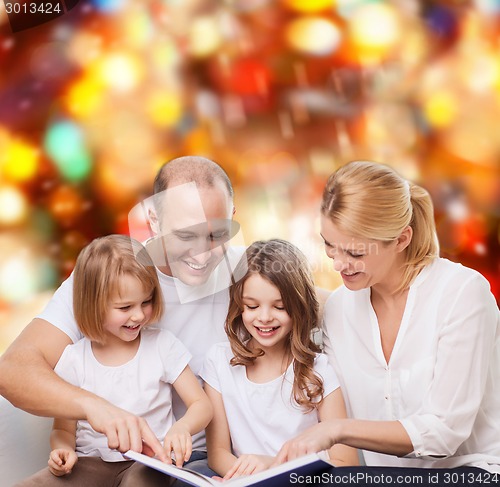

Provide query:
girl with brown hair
left=201, top=239, right=358, bottom=480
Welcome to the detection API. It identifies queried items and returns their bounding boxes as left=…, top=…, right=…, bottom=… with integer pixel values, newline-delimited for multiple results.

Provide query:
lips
left=254, top=326, right=280, bottom=335
left=341, top=271, right=362, bottom=283
left=124, top=324, right=141, bottom=331
left=185, top=261, right=209, bottom=271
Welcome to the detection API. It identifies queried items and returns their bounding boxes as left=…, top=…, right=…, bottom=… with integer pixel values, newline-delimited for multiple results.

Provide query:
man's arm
left=0, top=318, right=167, bottom=460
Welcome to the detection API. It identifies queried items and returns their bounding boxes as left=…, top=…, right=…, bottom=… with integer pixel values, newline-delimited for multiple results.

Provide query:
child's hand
left=48, top=448, right=78, bottom=476
left=223, top=454, right=274, bottom=480
left=163, top=422, right=192, bottom=468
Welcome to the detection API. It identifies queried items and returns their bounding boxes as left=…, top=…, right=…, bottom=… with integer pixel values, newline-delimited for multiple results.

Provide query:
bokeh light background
left=0, top=0, right=499, bottom=353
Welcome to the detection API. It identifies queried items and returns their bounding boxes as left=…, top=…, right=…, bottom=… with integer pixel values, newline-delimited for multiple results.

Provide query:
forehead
left=320, top=215, right=370, bottom=248
left=112, top=273, right=150, bottom=299
left=158, top=181, right=232, bottom=230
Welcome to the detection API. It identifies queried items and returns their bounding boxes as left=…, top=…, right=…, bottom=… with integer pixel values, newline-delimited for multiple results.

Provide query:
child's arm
left=318, top=388, right=359, bottom=466
left=167, top=366, right=213, bottom=467
left=48, top=418, right=78, bottom=476
left=205, top=382, right=238, bottom=476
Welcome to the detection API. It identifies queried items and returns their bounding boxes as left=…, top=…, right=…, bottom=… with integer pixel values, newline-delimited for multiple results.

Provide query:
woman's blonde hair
left=226, top=239, right=323, bottom=412
left=321, top=161, right=439, bottom=293
left=73, top=234, right=163, bottom=343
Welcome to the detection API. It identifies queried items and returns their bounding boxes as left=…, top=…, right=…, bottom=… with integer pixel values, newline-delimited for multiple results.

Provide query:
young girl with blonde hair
left=201, top=239, right=358, bottom=480
left=17, top=235, right=212, bottom=487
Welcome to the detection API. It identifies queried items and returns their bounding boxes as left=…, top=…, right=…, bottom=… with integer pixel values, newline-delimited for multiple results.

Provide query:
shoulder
left=206, top=341, right=233, bottom=361
left=421, top=258, right=493, bottom=296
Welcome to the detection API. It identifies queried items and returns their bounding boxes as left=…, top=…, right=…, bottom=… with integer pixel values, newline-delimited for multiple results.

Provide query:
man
left=0, top=156, right=242, bottom=474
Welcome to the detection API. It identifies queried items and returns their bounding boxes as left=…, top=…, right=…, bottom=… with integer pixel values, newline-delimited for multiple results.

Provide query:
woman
left=276, top=161, right=500, bottom=473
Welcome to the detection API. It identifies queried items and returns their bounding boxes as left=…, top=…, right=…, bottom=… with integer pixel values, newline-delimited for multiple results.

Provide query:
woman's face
left=320, top=214, right=403, bottom=291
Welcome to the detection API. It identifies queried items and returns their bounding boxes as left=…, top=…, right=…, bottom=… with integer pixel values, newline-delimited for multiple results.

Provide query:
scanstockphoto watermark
left=289, top=470, right=500, bottom=485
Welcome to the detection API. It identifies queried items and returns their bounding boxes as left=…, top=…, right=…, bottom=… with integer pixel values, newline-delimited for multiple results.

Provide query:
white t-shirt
left=54, top=328, right=191, bottom=462
left=200, top=342, right=340, bottom=457
left=323, top=258, right=500, bottom=472
left=38, top=246, right=245, bottom=450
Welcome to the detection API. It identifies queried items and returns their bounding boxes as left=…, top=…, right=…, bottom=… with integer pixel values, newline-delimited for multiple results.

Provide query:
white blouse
left=323, top=258, right=500, bottom=472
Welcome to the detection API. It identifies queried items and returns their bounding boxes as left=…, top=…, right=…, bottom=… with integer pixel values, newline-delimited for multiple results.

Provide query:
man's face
left=152, top=181, right=235, bottom=286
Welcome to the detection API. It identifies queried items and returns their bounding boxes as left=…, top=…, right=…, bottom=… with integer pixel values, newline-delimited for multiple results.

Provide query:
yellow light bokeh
left=146, top=91, right=184, bottom=127
left=64, top=75, right=105, bottom=119
left=2, top=140, right=39, bottom=182
left=423, top=92, right=458, bottom=128
left=283, top=0, right=335, bottom=13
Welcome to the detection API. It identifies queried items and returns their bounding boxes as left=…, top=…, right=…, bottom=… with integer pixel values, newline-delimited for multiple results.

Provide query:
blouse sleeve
left=314, top=353, right=340, bottom=398
left=53, top=342, right=83, bottom=387
left=399, top=273, right=500, bottom=459
left=199, top=343, right=224, bottom=393
left=157, top=330, right=192, bottom=384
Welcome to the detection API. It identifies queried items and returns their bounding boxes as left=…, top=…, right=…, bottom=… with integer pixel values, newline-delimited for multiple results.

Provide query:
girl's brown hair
left=73, top=234, right=163, bottom=343
left=225, top=239, right=323, bottom=412
left=321, top=161, right=439, bottom=293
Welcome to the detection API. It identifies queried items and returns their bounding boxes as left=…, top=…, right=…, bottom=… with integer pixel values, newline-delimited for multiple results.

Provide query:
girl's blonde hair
left=321, top=161, right=439, bottom=293
left=226, top=239, right=323, bottom=412
left=73, top=234, right=163, bottom=343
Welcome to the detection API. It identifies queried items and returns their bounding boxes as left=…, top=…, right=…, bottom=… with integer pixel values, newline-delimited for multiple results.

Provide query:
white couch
left=0, top=396, right=52, bottom=486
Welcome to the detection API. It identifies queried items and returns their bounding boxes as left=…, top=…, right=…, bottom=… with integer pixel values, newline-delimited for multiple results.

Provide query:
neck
left=92, top=335, right=141, bottom=366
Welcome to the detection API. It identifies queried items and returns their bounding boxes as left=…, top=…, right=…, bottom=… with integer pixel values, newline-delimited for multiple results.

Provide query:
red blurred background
left=0, top=0, right=499, bottom=352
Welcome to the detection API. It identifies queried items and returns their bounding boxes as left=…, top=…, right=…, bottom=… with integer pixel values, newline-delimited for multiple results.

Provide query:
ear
left=148, top=208, right=160, bottom=235
left=395, top=226, right=413, bottom=252
left=232, top=206, right=236, bottom=216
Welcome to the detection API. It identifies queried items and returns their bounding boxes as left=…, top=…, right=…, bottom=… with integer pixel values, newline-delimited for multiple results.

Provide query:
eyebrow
left=242, top=295, right=283, bottom=303
left=113, top=293, right=154, bottom=305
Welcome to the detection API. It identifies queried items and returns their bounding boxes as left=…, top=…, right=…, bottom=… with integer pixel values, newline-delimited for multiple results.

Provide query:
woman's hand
left=163, top=422, right=192, bottom=468
left=223, top=454, right=274, bottom=480
left=274, top=422, right=338, bottom=465
left=48, top=448, right=78, bottom=476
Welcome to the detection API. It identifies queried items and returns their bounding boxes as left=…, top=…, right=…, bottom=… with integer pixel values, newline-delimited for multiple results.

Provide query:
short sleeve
left=314, top=353, right=340, bottom=398
left=199, top=343, right=225, bottom=393
left=54, top=341, right=85, bottom=387
left=36, top=273, right=83, bottom=344
left=156, top=330, right=192, bottom=384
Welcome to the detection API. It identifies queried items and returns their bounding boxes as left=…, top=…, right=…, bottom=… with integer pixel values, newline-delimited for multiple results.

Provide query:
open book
left=124, top=449, right=332, bottom=487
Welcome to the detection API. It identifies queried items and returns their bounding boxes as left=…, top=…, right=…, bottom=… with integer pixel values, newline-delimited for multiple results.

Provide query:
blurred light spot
left=146, top=91, right=183, bottom=127
left=474, top=0, right=500, bottom=14
left=65, top=75, right=104, bottom=118
left=349, top=3, right=400, bottom=62
left=0, top=255, right=37, bottom=302
left=44, top=121, right=92, bottom=182
left=0, top=186, right=28, bottom=225
left=66, top=32, right=103, bottom=67
left=47, top=185, right=85, bottom=223
left=286, top=17, right=341, bottom=56
left=423, top=91, right=458, bottom=128
left=188, top=16, right=223, bottom=58
left=3, top=139, right=39, bottom=182
left=91, top=0, right=126, bottom=12
left=284, top=0, right=335, bottom=13
left=97, top=53, right=144, bottom=93
left=124, top=7, right=153, bottom=48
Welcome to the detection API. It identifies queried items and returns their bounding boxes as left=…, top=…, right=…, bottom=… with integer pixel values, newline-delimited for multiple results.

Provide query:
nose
left=131, top=307, right=145, bottom=323
left=332, top=255, right=352, bottom=273
left=258, top=307, right=273, bottom=323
